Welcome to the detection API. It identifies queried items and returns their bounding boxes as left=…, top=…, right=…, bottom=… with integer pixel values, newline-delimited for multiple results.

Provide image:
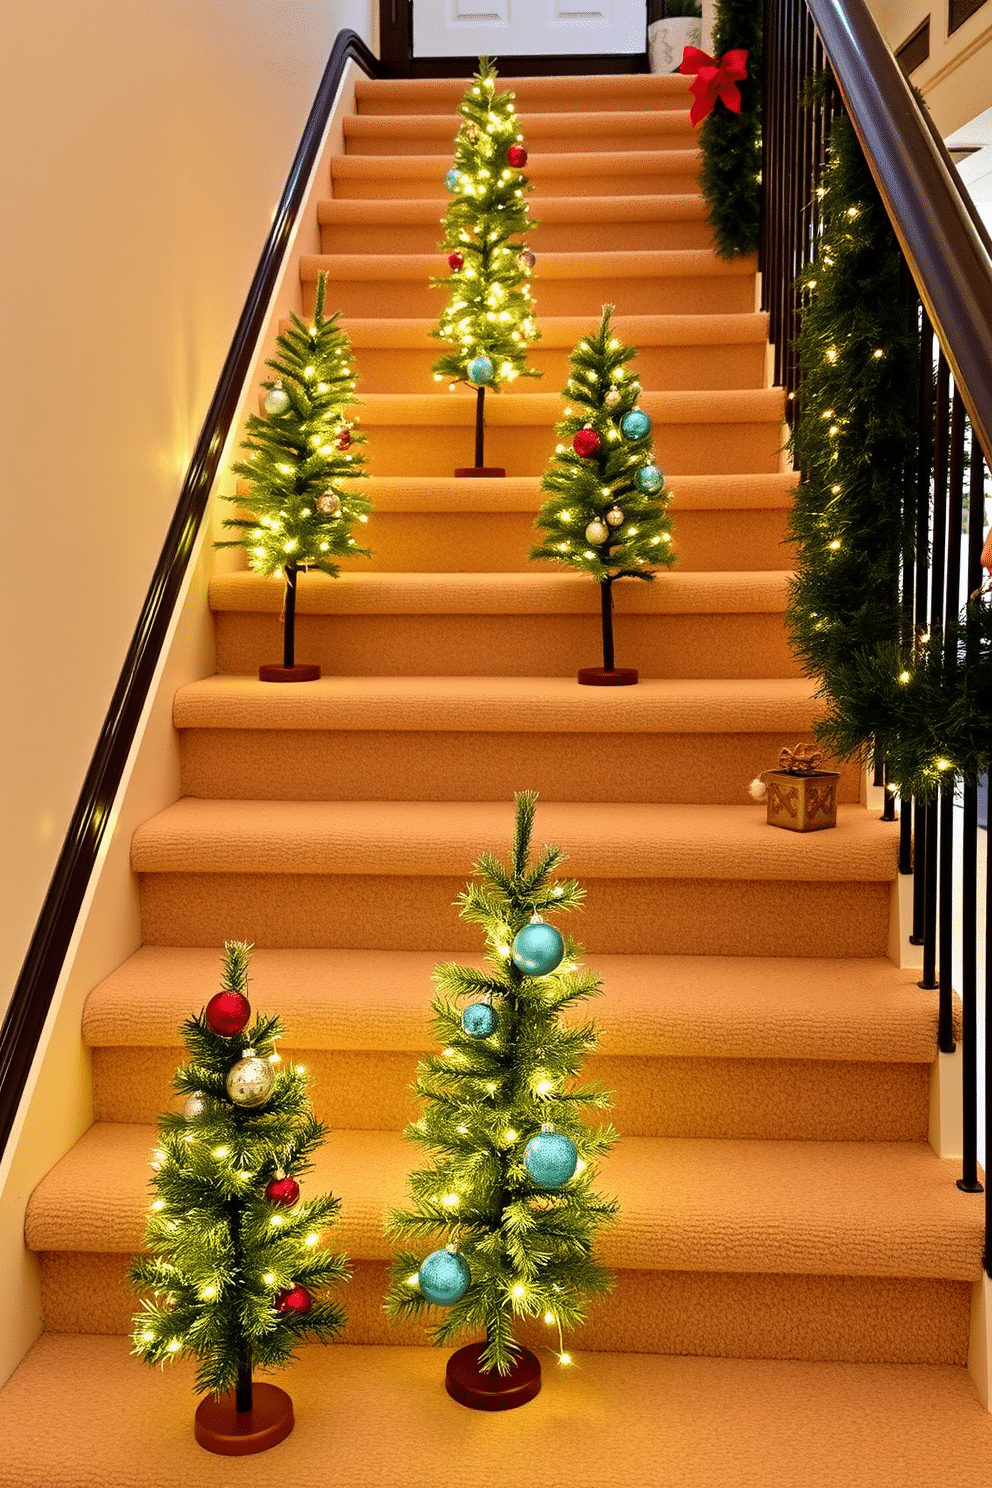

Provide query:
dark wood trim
left=0, top=29, right=384, bottom=1162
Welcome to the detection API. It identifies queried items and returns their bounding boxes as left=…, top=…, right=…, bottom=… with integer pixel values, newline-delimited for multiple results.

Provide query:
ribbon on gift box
left=679, top=46, right=749, bottom=128
left=778, top=744, right=824, bottom=776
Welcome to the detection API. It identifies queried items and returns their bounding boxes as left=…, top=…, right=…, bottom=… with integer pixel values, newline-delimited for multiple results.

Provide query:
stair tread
left=345, top=390, right=781, bottom=427
left=356, top=72, right=694, bottom=105
left=334, top=472, right=795, bottom=511
left=332, top=149, right=702, bottom=178
left=302, top=248, right=751, bottom=280
left=318, top=193, right=710, bottom=224
left=173, top=674, right=824, bottom=733
left=208, top=569, right=792, bottom=615
left=130, top=799, right=897, bottom=883
left=84, top=946, right=948, bottom=1063
left=12, top=1335, right=990, bottom=1488
left=330, top=312, right=767, bottom=348
left=25, top=1123, right=982, bottom=1279
left=343, top=109, right=694, bottom=139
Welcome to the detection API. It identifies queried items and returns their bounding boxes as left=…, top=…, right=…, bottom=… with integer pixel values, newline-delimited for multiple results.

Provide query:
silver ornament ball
left=605, top=388, right=621, bottom=407
left=183, top=1093, right=207, bottom=1119
left=585, top=519, right=610, bottom=545
left=225, top=1055, right=275, bottom=1109
left=263, top=385, right=290, bottom=417
left=605, top=507, right=625, bottom=527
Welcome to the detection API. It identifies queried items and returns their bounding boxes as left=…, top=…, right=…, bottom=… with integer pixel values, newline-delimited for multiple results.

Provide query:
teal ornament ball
left=444, top=168, right=464, bottom=192
left=524, top=1127, right=578, bottom=1188
left=637, top=463, right=664, bottom=494
left=462, top=1001, right=498, bottom=1038
left=511, top=919, right=565, bottom=976
left=467, top=355, right=494, bottom=385
left=418, top=1247, right=471, bottom=1306
left=621, top=409, right=652, bottom=440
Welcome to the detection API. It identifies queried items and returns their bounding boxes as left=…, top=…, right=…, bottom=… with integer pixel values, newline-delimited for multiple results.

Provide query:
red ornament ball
left=448, top=251, right=464, bottom=271
left=204, top=990, right=251, bottom=1038
left=336, top=428, right=352, bottom=450
left=507, top=145, right=528, bottom=168
left=265, top=1175, right=301, bottom=1208
left=275, top=1285, right=312, bottom=1316
left=573, top=427, right=602, bottom=459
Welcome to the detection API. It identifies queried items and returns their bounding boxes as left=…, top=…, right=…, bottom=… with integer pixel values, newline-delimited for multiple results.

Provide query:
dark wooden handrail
left=0, top=29, right=384, bottom=1161
left=807, top=0, right=992, bottom=465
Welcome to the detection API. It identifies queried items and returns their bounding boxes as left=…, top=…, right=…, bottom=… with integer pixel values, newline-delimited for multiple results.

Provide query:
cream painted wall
left=870, top=0, right=992, bottom=134
left=0, top=0, right=376, bottom=1020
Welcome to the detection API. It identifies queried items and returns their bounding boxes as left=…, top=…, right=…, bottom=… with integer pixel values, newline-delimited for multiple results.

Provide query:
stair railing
left=0, top=30, right=385, bottom=1163
left=761, top=0, right=992, bottom=1269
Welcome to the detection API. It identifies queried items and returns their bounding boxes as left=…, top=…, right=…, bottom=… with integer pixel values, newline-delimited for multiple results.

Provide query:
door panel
left=412, top=0, right=646, bottom=57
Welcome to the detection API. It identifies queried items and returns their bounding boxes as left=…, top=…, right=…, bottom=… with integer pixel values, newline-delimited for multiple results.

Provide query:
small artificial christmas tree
left=217, top=271, right=371, bottom=682
left=431, top=55, right=540, bottom=476
left=130, top=942, right=348, bottom=1456
left=530, top=307, right=676, bottom=686
left=385, top=793, right=617, bottom=1411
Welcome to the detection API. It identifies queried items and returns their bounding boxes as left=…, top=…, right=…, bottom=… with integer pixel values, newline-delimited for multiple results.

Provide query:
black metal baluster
left=937, top=388, right=965, bottom=1055
left=921, top=356, right=950, bottom=997
left=911, top=309, right=934, bottom=940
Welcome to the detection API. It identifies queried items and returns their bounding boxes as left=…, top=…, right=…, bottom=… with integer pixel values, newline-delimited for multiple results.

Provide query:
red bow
left=680, top=46, right=749, bottom=127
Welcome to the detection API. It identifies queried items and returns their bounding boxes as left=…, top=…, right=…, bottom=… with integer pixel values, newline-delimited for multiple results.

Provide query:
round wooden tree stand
left=194, top=1383, right=294, bottom=1455
left=454, top=467, right=506, bottom=478
left=577, top=666, right=639, bottom=686
left=258, top=663, right=321, bottom=683
left=445, top=1342, right=541, bottom=1411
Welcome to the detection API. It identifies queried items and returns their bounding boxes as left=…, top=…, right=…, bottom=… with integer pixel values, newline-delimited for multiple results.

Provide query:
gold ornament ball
left=317, top=492, right=340, bottom=515
left=225, top=1056, right=275, bottom=1108
left=585, top=519, right=610, bottom=545
left=605, top=507, right=625, bottom=527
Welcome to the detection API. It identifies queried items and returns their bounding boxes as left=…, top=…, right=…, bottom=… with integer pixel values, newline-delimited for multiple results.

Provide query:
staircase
left=3, top=70, right=992, bottom=1488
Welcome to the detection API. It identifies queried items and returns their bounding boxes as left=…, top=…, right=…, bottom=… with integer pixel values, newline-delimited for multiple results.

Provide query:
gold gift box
left=764, top=771, right=841, bottom=832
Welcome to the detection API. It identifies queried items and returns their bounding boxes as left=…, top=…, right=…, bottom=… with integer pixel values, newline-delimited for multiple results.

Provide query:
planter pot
left=648, top=17, right=702, bottom=74
left=764, top=771, right=841, bottom=832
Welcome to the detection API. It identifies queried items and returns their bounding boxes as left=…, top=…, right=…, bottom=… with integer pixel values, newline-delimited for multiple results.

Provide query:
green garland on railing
left=697, top=0, right=762, bottom=257
left=788, top=107, right=992, bottom=798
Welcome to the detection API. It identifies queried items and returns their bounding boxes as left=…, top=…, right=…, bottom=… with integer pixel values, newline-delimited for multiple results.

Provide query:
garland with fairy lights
left=789, top=108, right=991, bottom=798
left=695, top=0, right=762, bottom=258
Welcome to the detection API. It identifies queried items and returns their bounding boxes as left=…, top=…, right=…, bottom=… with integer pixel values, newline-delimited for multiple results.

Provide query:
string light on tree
left=385, top=793, right=618, bottom=1410
left=530, top=307, right=676, bottom=686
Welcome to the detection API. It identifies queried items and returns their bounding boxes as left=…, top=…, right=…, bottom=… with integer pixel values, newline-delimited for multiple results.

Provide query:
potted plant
left=749, top=745, right=842, bottom=832
left=648, top=0, right=703, bottom=73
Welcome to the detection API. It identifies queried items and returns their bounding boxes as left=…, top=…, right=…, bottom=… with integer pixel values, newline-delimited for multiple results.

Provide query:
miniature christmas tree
left=217, top=271, right=371, bottom=682
left=530, top=307, right=676, bottom=686
left=385, top=793, right=617, bottom=1411
left=130, top=942, right=348, bottom=1456
left=431, top=55, right=540, bottom=476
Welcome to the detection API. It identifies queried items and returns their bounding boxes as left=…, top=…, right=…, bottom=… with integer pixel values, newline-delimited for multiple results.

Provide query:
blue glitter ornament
left=621, top=409, right=652, bottom=440
left=444, top=168, right=464, bottom=192
left=524, top=1125, right=578, bottom=1188
left=418, top=1246, right=471, bottom=1305
left=467, top=355, right=494, bottom=385
left=511, top=918, right=565, bottom=977
left=462, top=1001, right=498, bottom=1038
left=636, top=463, right=664, bottom=494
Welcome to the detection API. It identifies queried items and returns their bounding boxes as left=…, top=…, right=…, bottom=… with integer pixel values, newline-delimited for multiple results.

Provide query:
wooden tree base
left=577, top=666, right=639, bottom=687
left=258, top=664, right=321, bottom=683
left=445, top=1342, right=541, bottom=1411
left=194, top=1383, right=294, bottom=1455
left=454, top=467, right=505, bottom=477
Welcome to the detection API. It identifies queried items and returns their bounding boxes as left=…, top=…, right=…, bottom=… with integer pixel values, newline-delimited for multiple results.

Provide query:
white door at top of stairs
left=412, top=0, right=646, bottom=58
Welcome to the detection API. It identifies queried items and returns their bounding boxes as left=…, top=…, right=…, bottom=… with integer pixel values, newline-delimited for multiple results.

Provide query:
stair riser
left=213, top=611, right=802, bottom=680
left=320, top=509, right=793, bottom=573
left=40, top=1254, right=969, bottom=1365
left=338, top=342, right=766, bottom=393
left=332, top=171, right=703, bottom=200
left=92, top=1046, right=928, bottom=1142
left=342, top=130, right=699, bottom=157
left=138, top=873, right=890, bottom=958
left=322, top=219, right=715, bottom=254
left=303, top=274, right=752, bottom=320
left=356, top=87, right=694, bottom=118
left=353, top=422, right=781, bottom=479
left=178, top=727, right=856, bottom=806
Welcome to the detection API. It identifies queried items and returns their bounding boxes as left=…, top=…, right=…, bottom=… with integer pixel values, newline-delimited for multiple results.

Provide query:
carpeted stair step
left=24, top=1125, right=982, bottom=1362
left=130, top=798, right=897, bottom=957
left=302, top=249, right=752, bottom=319
left=323, top=312, right=770, bottom=392
left=209, top=569, right=801, bottom=680
left=342, top=109, right=698, bottom=157
left=355, top=72, right=696, bottom=116
left=5, top=1337, right=992, bottom=1488
left=319, top=195, right=715, bottom=255
left=172, top=675, right=851, bottom=804
left=331, top=150, right=703, bottom=199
